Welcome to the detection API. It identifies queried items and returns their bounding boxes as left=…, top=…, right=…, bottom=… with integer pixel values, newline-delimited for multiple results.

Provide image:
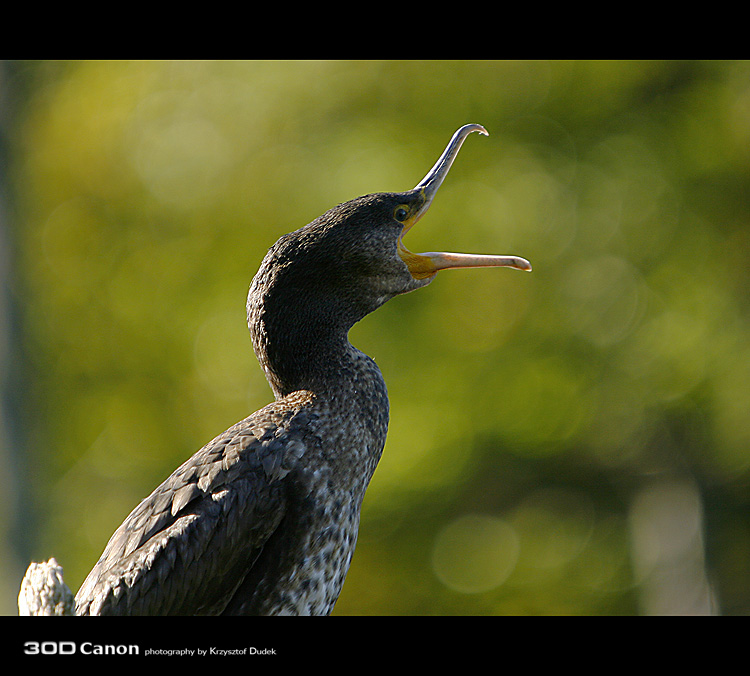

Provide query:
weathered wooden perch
left=18, top=558, right=75, bottom=616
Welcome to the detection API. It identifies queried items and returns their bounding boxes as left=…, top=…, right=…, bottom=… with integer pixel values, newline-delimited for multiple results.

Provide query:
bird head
left=255, top=125, right=531, bottom=321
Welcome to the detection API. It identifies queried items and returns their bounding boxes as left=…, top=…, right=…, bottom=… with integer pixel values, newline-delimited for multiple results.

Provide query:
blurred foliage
left=4, top=60, right=750, bottom=615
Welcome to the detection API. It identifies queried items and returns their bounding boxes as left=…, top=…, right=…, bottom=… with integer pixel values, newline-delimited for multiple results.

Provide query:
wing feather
left=75, top=401, right=312, bottom=615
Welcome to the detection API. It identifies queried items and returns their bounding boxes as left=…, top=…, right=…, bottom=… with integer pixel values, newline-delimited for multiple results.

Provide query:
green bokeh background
left=2, top=60, right=750, bottom=615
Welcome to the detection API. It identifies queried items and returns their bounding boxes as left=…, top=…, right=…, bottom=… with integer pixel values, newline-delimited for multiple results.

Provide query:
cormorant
left=74, top=124, right=531, bottom=615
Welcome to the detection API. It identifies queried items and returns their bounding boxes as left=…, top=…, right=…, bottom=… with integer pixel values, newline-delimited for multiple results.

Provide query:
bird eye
left=394, top=206, right=409, bottom=222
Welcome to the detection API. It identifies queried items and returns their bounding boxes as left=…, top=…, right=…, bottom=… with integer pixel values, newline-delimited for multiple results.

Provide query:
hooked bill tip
left=515, top=257, right=533, bottom=272
left=457, top=123, right=488, bottom=138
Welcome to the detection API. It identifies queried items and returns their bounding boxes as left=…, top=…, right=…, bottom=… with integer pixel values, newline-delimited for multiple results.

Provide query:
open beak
left=397, top=124, right=532, bottom=280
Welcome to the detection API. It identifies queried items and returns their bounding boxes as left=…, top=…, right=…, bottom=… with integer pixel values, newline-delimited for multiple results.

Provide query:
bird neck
left=247, top=285, right=370, bottom=401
